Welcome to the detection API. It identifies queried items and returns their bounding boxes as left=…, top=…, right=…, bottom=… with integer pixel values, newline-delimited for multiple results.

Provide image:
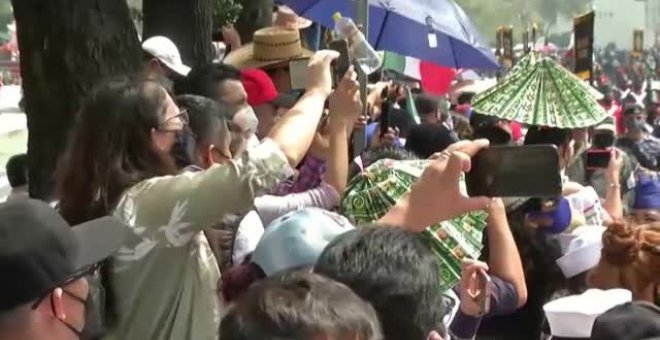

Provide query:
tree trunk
left=12, top=0, right=142, bottom=200
left=142, top=0, right=214, bottom=67
left=235, top=0, right=274, bottom=44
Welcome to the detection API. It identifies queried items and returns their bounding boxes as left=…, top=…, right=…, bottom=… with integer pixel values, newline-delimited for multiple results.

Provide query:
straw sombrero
left=273, top=6, right=313, bottom=30
left=224, top=26, right=313, bottom=70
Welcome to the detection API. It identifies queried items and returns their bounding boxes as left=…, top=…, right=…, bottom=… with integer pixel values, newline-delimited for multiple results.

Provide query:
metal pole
left=352, top=0, right=370, bottom=157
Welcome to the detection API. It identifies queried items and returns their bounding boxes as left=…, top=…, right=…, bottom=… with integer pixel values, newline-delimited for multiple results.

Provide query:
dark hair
left=220, top=271, right=383, bottom=340
left=183, top=63, right=241, bottom=102
left=315, top=226, right=449, bottom=339
left=405, top=123, right=459, bottom=159
left=56, top=77, right=176, bottom=225
left=524, top=127, right=571, bottom=148
left=349, top=147, right=419, bottom=180
left=623, top=103, right=644, bottom=116
left=457, top=92, right=476, bottom=105
left=5, top=154, right=28, bottom=188
left=473, top=125, right=512, bottom=146
left=173, top=95, right=233, bottom=168
left=477, top=206, right=564, bottom=339
left=414, top=94, right=439, bottom=116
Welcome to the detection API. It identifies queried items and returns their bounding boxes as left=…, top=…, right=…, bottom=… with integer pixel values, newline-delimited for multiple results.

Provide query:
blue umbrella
left=279, top=0, right=499, bottom=70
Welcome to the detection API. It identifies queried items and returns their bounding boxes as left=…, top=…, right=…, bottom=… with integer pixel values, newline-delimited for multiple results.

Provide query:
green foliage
left=214, top=0, right=243, bottom=27
left=456, top=0, right=591, bottom=44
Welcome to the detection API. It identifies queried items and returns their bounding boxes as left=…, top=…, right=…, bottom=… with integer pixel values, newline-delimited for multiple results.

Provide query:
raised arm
left=483, top=199, right=527, bottom=308
left=603, top=149, right=624, bottom=221
left=326, top=66, right=361, bottom=195
left=267, top=50, right=339, bottom=167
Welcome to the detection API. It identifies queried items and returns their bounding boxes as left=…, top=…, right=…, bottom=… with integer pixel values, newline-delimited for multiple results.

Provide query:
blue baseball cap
left=252, top=208, right=354, bottom=276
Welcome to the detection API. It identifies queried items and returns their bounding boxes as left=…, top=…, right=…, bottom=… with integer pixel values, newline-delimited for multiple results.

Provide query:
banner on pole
left=523, top=29, right=530, bottom=54
left=633, top=29, right=644, bottom=55
left=501, top=26, right=514, bottom=68
left=496, top=26, right=503, bottom=59
left=573, top=11, right=595, bottom=82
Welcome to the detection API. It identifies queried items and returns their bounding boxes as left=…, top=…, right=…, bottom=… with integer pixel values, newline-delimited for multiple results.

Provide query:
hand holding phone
left=328, top=39, right=351, bottom=86
left=289, top=57, right=311, bottom=91
left=586, top=149, right=612, bottom=170
left=460, top=260, right=491, bottom=316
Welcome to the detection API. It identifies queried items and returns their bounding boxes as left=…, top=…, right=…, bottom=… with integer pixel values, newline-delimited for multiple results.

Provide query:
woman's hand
left=606, top=148, right=624, bottom=185
left=369, top=125, right=400, bottom=150
left=306, top=50, right=340, bottom=97
left=328, top=66, right=361, bottom=129
left=379, top=139, right=491, bottom=231
left=459, top=259, right=491, bottom=317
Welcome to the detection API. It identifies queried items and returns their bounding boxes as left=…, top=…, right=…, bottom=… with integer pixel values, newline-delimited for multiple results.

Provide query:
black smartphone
left=352, top=128, right=368, bottom=158
left=466, top=145, right=562, bottom=197
left=586, top=149, right=612, bottom=169
left=380, top=100, right=391, bottom=136
left=328, top=39, right=351, bottom=85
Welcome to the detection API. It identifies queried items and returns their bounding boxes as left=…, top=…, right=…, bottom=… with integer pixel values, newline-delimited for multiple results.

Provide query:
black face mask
left=52, top=289, right=104, bottom=340
left=593, top=132, right=615, bottom=149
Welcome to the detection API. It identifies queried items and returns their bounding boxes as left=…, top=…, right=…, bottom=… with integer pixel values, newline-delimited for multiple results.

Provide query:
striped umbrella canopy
left=472, top=52, right=608, bottom=128
left=340, top=159, right=489, bottom=291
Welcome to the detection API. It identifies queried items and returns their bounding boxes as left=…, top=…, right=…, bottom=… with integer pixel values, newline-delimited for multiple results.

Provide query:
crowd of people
left=1, top=6, right=660, bottom=340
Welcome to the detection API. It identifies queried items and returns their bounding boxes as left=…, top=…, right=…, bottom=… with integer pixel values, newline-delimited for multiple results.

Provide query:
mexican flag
left=380, top=51, right=457, bottom=95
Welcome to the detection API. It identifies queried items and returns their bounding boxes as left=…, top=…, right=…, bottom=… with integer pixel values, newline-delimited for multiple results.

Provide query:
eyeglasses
left=158, top=109, right=189, bottom=132
left=166, top=109, right=189, bottom=126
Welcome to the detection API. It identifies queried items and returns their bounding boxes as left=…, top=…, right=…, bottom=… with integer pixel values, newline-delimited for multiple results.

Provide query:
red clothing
left=602, top=102, right=623, bottom=135
left=510, top=121, right=523, bottom=142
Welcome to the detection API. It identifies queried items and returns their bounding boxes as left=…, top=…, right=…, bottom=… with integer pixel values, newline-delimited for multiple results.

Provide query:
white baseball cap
left=556, top=226, right=606, bottom=279
left=543, top=289, right=632, bottom=338
left=142, top=36, right=191, bottom=76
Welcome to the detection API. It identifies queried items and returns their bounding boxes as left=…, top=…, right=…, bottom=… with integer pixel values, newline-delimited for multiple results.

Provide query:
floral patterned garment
left=103, top=139, right=293, bottom=340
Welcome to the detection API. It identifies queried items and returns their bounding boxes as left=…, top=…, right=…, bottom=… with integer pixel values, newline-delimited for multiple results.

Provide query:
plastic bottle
left=333, top=12, right=382, bottom=75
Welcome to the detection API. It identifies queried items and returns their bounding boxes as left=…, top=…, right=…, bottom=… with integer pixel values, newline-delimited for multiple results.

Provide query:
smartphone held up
left=466, top=145, right=562, bottom=198
left=328, top=39, right=352, bottom=85
left=586, top=149, right=612, bottom=170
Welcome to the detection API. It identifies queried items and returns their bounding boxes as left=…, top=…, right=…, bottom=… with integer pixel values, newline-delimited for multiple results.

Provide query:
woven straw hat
left=224, top=27, right=313, bottom=70
left=272, top=6, right=313, bottom=30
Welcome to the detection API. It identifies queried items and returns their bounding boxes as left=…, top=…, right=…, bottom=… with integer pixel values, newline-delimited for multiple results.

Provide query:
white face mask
left=234, top=107, right=260, bottom=136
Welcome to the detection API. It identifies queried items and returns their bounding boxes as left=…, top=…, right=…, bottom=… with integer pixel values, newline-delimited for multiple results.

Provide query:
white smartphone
left=289, top=58, right=310, bottom=91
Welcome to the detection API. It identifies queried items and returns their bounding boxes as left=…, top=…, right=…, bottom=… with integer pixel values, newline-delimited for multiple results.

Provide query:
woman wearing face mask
left=54, top=50, right=340, bottom=340
left=617, top=104, right=660, bottom=171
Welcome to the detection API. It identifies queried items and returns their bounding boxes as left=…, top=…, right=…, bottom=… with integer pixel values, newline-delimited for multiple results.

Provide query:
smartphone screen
left=380, top=100, right=391, bottom=136
left=466, top=145, right=562, bottom=197
left=289, top=58, right=310, bottom=91
left=328, top=39, right=351, bottom=85
left=586, top=150, right=612, bottom=169
left=352, top=128, right=368, bottom=158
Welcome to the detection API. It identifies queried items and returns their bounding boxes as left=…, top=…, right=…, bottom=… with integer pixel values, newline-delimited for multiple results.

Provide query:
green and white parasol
left=472, top=52, right=607, bottom=128
left=340, top=159, right=488, bottom=291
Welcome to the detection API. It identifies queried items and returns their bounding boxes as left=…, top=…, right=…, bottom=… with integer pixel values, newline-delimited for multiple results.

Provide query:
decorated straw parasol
left=340, top=159, right=489, bottom=291
left=472, top=52, right=608, bottom=128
